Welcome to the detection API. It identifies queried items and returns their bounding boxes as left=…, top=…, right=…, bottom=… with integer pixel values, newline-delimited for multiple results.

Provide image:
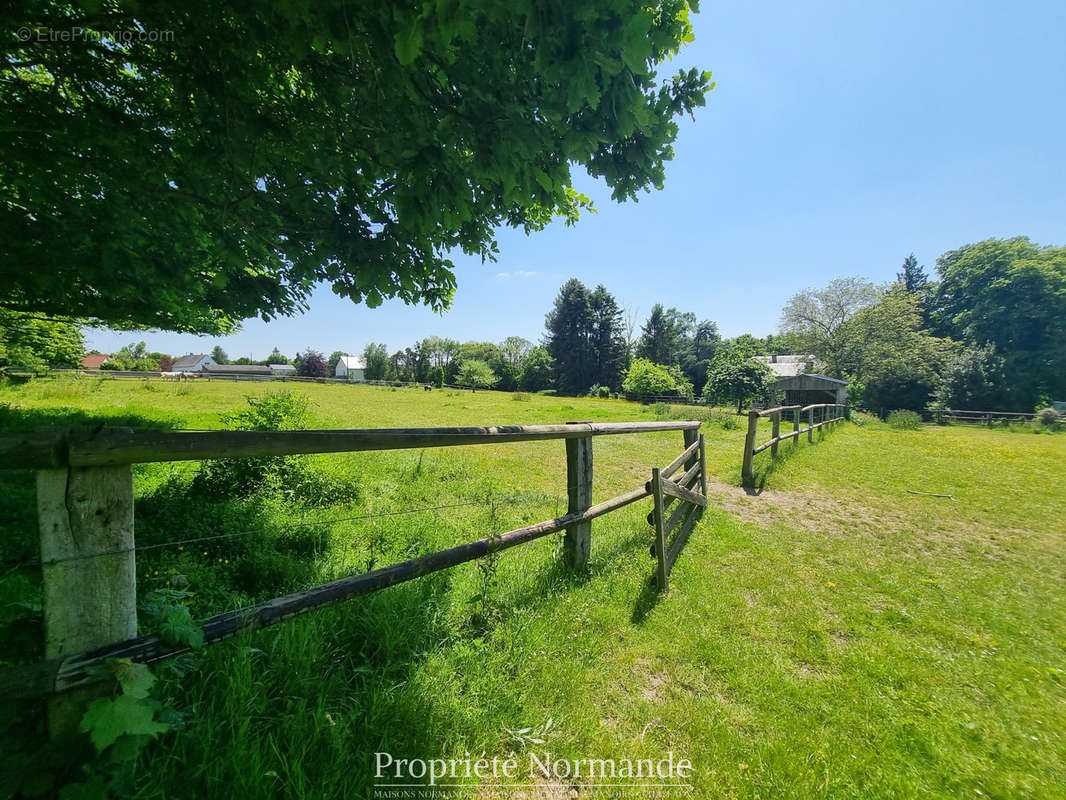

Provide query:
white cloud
left=496, top=270, right=539, bottom=280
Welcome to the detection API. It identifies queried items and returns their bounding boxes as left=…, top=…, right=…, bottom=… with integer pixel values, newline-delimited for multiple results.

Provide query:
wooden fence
left=741, top=403, right=846, bottom=485
left=0, top=420, right=707, bottom=736
left=925, top=408, right=1062, bottom=426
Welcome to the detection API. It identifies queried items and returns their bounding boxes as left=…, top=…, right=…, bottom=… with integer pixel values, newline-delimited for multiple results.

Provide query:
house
left=335, top=355, right=366, bottom=381
left=80, top=354, right=111, bottom=370
left=172, top=354, right=214, bottom=373
left=269, top=363, right=296, bottom=376
left=202, top=363, right=272, bottom=378
left=753, top=354, right=847, bottom=405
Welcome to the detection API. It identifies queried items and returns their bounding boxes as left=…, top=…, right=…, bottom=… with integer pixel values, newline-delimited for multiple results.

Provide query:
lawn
left=1, top=376, right=1064, bottom=799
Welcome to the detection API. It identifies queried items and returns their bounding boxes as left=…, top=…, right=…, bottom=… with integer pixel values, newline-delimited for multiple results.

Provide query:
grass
left=1, top=376, right=1064, bottom=798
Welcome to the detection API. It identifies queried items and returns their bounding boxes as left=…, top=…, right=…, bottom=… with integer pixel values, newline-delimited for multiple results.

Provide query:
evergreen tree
left=544, top=279, right=595, bottom=395
left=636, top=304, right=693, bottom=365
left=210, top=345, right=229, bottom=364
left=897, top=253, right=929, bottom=293
left=588, top=285, right=628, bottom=390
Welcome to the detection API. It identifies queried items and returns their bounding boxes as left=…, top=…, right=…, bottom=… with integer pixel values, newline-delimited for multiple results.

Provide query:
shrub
left=652, top=402, right=671, bottom=418
left=887, top=409, right=922, bottom=430
left=1035, top=407, right=1061, bottom=427
left=623, top=359, right=675, bottom=397
left=456, top=359, right=498, bottom=389
left=194, top=392, right=357, bottom=505
left=511, top=392, right=531, bottom=401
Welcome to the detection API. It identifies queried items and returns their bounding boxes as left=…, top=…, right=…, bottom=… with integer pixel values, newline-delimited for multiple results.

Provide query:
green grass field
left=1, top=376, right=1064, bottom=799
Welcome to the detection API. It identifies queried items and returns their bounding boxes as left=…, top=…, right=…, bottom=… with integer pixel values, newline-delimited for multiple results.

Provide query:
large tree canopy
left=1, top=1, right=713, bottom=333
left=930, top=237, right=1066, bottom=408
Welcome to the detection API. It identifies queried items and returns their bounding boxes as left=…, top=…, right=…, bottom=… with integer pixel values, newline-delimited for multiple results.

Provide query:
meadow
left=0, top=376, right=1064, bottom=799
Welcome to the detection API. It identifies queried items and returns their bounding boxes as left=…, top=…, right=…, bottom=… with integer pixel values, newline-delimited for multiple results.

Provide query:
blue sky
left=87, top=0, right=1066, bottom=360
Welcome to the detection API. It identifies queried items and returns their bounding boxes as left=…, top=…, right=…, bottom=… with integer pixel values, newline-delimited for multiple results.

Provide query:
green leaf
left=114, top=660, right=155, bottom=699
left=394, top=20, right=424, bottom=65
left=80, top=695, right=169, bottom=753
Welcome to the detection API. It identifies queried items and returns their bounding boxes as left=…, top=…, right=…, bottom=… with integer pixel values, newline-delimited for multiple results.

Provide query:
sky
left=86, top=0, right=1066, bottom=360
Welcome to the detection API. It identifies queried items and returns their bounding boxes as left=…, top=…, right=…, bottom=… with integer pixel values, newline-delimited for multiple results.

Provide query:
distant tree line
left=777, top=237, right=1066, bottom=413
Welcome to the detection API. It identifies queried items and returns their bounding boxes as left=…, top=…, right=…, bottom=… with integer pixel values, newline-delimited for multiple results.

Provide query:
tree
left=935, top=345, right=1007, bottom=410
left=930, top=237, right=1066, bottom=409
left=159, top=355, right=174, bottom=371
left=295, top=349, right=329, bottom=378
left=363, top=343, right=389, bottom=381
left=682, top=318, right=720, bottom=389
left=636, top=304, right=693, bottom=365
left=519, top=346, right=554, bottom=392
left=896, top=253, right=928, bottom=294
left=327, top=351, right=348, bottom=374
left=588, top=285, right=628, bottom=390
left=703, top=355, right=773, bottom=413
left=496, top=336, right=532, bottom=391
left=456, top=359, right=498, bottom=389
left=1, top=2, right=713, bottom=333
left=0, top=310, right=83, bottom=371
left=267, top=348, right=290, bottom=365
left=210, top=346, right=229, bottom=365
left=544, top=279, right=595, bottom=395
left=622, top=358, right=676, bottom=396
left=831, top=289, right=952, bottom=412
left=111, top=341, right=160, bottom=371
left=779, top=277, right=881, bottom=363
left=422, top=337, right=461, bottom=379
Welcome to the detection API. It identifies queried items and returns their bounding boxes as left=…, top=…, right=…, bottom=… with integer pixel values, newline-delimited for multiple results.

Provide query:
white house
left=171, top=354, right=214, bottom=373
left=269, top=363, right=296, bottom=376
left=335, top=355, right=367, bottom=381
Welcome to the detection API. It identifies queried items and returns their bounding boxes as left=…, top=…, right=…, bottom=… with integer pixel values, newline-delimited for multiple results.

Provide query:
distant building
left=269, top=363, right=296, bottom=376
left=80, top=354, right=111, bottom=370
left=202, top=363, right=272, bottom=378
left=172, top=354, right=214, bottom=373
left=753, top=354, right=847, bottom=405
left=335, top=355, right=367, bottom=381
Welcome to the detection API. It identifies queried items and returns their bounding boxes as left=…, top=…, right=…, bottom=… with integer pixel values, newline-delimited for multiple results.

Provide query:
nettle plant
left=66, top=589, right=204, bottom=795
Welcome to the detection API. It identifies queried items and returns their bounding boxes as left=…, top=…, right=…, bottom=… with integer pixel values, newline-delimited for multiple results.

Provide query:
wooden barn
left=754, top=355, right=847, bottom=406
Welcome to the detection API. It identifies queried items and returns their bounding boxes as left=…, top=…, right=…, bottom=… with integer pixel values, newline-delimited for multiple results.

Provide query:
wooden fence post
left=697, top=433, right=707, bottom=497
left=793, top=407, right=800, bottom=445
left=770, top=412, right=781, bottom=458
left=683, top=428, right=699, bottom=472
left=650, top=467, right=668, bottom=592
left=807, top=408, right=814, bottom=443
left=564, top=434, right=593, bottom=569
left=741, top=411, right=759, bottom=486
left=37, top=465, right=136, bottom=738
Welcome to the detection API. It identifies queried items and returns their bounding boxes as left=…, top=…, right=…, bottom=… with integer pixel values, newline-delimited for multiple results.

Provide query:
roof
left=172, top=354, right=208, bottom=369
left=269, top=363, right=295, bottom=371
left=776, top=373, right=848, bottom=386
left=202, top=363, right=272, bottom=374
left=339, top=355, right=366, bottom=369
left=81, top=354, right=110, bottom=369
left=753, top=354, right=817, bottom=378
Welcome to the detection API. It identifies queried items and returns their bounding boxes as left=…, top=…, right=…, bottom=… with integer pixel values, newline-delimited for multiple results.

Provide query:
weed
left=887, top=409, right=922, bottom=429
left=511, top=391, right=531, bottom=401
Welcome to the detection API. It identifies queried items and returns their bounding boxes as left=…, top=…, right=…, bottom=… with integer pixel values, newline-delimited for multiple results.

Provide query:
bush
left=886, top=409, right=922, bottom=430
left=511, top=392, right=531, bottom=401
left=194, top=392, right=358, bottom=505
left=1035, top=407, right=1061, bottom=427
left=652, top=402, right=671, bottom=418
left=623, top=359, right=676, bottom=396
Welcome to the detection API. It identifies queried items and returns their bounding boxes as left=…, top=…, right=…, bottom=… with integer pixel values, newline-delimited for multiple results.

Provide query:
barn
left=754, top=355, right=847, bottom=406
left=335, top=355, right=367, bottom=381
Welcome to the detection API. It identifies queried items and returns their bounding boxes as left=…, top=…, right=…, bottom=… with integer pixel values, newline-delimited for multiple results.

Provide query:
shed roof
left=753, top=354, right=818, bottom=378
left=172, top=354, right=209, bottom=369
left=202, top=363, right=272, bottom=374
left=339, top=355, right=366, bottom=369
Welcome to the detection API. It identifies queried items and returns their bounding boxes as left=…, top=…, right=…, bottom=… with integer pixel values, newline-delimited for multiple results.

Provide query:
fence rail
left=741, top=404, right=846, bottom=485
left=925, top=408, right=1063, bottom=426
left=0, top=420, right=705, bottom=737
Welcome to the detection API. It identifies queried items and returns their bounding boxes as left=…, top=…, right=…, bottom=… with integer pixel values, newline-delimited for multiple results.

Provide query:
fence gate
left=647, top=430, right=708, bottom=592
